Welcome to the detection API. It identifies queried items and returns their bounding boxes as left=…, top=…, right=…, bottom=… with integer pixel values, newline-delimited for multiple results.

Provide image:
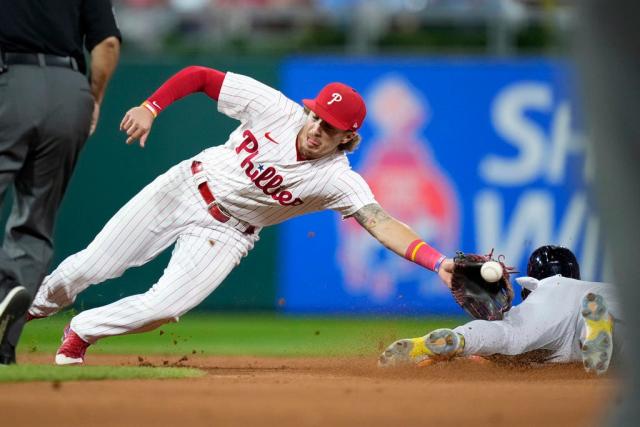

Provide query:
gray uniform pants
left=0, top=64, right=93, bottom=358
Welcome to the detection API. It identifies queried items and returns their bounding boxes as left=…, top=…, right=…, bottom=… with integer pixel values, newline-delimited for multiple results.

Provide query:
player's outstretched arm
left=352, top=203, right=453, bottom=287
left=119, top=66, right=227, bottom=148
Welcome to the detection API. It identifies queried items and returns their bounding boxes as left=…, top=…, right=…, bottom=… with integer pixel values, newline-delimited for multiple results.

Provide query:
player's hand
left=438, top=258, right=454, bottom=289
left=120, top=106, right=155, bottom=147
left=89, top=100, right=100, bottom=136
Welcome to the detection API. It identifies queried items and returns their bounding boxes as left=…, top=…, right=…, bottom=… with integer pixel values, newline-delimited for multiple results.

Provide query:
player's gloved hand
left=120, top=105, right=155, bottom=147
left=450, top=252, right=514, bottom=320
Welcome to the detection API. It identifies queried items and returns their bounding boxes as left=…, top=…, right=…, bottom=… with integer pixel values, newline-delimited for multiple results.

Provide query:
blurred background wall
left=4, top=0, right=594, bottom=315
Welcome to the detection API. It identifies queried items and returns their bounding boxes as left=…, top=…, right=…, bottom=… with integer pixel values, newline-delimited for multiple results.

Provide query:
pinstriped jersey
left=195, top=72, right=377, bottom=227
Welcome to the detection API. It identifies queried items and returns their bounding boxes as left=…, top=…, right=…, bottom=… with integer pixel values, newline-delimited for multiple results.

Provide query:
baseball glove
left=450, top=251, right=514, bottom=320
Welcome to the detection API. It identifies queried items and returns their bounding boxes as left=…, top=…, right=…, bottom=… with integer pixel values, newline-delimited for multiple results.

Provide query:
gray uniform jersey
left=454, top=276, right=621, bottom=363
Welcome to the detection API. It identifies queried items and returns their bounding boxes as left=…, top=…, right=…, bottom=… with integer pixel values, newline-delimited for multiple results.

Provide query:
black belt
left=3, top=52, right=79, bottom=72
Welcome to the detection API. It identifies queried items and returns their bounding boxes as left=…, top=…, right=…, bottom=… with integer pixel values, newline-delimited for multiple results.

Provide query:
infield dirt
left=2, top=354, right=617, bottom=427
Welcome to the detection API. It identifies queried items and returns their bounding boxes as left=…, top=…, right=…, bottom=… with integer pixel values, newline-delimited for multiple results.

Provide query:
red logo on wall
left=338, top=77, right=460, bottom=302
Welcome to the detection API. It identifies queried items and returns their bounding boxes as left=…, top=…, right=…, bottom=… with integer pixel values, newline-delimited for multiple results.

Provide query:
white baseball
left=481, top=261, right=503, bottom=282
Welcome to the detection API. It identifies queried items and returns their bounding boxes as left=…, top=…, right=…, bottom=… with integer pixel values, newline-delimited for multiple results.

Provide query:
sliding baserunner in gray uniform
left=380, top=246, right=621, bottom=375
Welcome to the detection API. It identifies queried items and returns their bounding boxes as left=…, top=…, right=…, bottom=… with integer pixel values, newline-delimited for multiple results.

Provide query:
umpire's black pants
left=0, top=63, right=93, bottom=361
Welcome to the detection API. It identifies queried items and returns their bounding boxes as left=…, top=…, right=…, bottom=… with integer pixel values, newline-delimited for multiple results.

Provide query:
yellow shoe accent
left=581, top=292, right=614, bottom=375
left=408, top=337, right=433, bottom=358
left=584, top=316, right=613, bottom=341
left=378, top=329, right=465, bottom=368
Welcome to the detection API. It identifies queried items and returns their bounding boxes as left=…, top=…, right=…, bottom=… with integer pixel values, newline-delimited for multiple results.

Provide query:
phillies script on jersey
left=235, top=130, right=304, bottom=207
left=194, top=72, right=376, bottom=228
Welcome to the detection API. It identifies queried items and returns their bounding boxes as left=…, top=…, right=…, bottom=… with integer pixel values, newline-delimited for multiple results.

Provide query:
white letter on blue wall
left=480, top=82, right=551, bottom=185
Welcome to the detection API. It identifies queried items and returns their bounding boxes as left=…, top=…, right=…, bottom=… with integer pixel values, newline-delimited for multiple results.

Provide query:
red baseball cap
left=303, top=82, right=366, bottom=131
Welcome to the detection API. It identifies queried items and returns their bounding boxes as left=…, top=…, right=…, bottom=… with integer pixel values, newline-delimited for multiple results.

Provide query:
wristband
left=433, top=255, right=447, bottom=273
left=141, top=100, right=158, bottom=118
left=405, top=239, right=444, bottom=272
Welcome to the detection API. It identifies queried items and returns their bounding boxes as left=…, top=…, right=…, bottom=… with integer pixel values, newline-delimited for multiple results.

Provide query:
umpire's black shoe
left=0, top=351, right=16, bottom=365
left=0, top=341, right=17, bottom=365
left=0, top=285, right=31, bottom=350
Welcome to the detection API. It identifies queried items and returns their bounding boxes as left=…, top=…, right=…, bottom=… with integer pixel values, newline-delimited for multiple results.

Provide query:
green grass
left=4, top=313, right=461, bottom=383
left=0, top=365, right=204, bottom=383
left=19, top=312, right=461, bottom=357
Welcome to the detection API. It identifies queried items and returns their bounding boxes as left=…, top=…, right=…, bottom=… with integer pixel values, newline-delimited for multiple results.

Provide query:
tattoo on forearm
left=353, top=204, right=391, bottom=231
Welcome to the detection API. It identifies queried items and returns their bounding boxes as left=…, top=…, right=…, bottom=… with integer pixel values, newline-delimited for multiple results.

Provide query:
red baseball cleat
left=26, top=312, right=45, bottom=322
left=55, top=325, right=90, bottom=365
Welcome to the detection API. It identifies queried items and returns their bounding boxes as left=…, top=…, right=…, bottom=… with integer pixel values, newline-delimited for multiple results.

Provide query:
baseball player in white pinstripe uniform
left=28, top=66, right=455, bottom=365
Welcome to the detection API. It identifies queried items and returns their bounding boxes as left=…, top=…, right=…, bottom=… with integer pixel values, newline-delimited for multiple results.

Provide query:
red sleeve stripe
left=144, top=66, right=226, bottom=115
left=405, top=239, right=444, bottom=272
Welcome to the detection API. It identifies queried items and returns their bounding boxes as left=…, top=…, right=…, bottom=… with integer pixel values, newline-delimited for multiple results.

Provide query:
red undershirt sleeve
left=141, top=66, right=226, bottom=117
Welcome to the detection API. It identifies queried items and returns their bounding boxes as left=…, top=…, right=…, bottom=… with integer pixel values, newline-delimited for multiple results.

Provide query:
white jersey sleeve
left=217, top=72, right=283, bottom=125
left=322, top=168, right=377, bottom=218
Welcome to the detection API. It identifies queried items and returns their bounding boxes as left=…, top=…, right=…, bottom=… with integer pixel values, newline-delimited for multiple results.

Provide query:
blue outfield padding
left=277, top=57, right=605, bottom=315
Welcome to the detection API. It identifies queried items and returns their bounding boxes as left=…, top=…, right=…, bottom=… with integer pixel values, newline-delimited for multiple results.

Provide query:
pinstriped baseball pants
left=30, top=159, right=259, bottom=343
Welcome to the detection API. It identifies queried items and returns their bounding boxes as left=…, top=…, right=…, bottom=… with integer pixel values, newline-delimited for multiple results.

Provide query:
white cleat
left=378, top=338, right=425, bottom=368
left=378, top=328, right=464, bottom=368
left=580, top=292, right=614, bottom=375
left=55, top=354, right=84, bottom=366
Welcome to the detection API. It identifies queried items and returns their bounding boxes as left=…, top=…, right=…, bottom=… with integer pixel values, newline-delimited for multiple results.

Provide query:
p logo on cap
left=328, top=93, right=343, bottom=105
left=303, top=83, right=366, bottom=131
